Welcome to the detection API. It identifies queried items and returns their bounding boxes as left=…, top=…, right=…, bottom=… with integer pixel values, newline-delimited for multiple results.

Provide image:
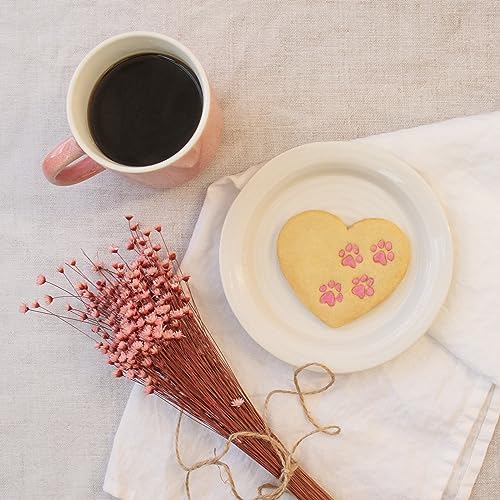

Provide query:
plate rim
left=219, top=141, right=453, bottom=372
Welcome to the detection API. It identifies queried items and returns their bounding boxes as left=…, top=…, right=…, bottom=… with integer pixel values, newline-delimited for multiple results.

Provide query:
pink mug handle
left=42, top=137, right=105, bottom=186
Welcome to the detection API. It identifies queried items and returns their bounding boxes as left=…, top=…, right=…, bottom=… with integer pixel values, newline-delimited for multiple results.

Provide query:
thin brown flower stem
left=115, top=251, right=132, bottom=271
left=30, top=309, right=98, bottom=341
left=157, top=230, right=171, bottom=255
left=126, top=225, right=141, bottom=256
left=46, top=281, right=79, bottom=297
left=81, top=249, right=118, bottom=286
left=131, top=228, right=143, bottom=248
left=37, top=306, right=105, bottom=329
left=61, top=271, right=84, bottom=298
left=67, top=309, right=107, bottom=328
left=69, top=263, right=98, bottom=288
left=101, top=268, right=120, bottom=284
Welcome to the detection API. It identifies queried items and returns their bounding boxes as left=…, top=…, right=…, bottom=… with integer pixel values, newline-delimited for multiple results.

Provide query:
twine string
left=175, top=362, right=341, bottom=500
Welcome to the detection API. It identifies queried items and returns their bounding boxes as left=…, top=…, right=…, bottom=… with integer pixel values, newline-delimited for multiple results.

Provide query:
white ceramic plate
left=219, top=142, right=452, bottom=373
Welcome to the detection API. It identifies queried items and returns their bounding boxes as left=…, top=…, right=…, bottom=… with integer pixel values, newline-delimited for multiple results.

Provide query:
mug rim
left=66, top=31, right=211, bottom=174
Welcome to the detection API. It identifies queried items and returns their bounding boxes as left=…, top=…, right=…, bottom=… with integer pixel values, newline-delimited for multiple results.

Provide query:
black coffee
left=88, top=53, right=203, bottom=166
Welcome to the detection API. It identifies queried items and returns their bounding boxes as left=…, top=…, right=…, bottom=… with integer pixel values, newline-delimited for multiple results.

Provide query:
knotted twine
left=175, top=362, right=341, bottom=499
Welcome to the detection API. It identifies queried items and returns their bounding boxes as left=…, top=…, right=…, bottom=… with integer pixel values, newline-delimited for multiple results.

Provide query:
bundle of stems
left=20, top=216, right=334, bottom=499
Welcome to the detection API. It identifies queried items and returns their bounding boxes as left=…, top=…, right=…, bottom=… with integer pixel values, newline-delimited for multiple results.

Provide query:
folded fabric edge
left=423, top=376, right=493, bottom=499
left=457, top=386, right=500, bottom=500
left=102, top=481, right=135, bottom=500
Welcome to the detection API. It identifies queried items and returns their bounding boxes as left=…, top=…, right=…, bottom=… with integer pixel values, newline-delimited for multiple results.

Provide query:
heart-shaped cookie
left=277, top=210, right=410, bottom=327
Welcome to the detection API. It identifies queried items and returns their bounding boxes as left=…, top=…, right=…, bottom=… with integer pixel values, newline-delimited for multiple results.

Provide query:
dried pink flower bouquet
left=20, top=216, right=337, bottom=500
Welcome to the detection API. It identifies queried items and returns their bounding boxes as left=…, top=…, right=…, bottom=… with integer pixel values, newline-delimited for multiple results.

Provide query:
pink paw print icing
left=370, top=239, right=394, bottom=266
left=319, top=280, right=343, bottom=307
left=351, top=275, right=375, bottom=299
left=339, top=243, right=363, bottom=269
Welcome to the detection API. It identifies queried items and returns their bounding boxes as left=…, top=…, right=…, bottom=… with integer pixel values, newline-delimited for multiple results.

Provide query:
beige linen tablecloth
left=1, top=1, right=499, bottom=499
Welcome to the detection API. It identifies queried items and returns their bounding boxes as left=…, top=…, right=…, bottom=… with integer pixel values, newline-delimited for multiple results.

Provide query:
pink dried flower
left=31, top=300, right=40, bottom=309
left=64, top=303, right=72, bottom=312
left=154, top=224, right=162, bottom=232
left=36, top=275, right=46, bottom=285
left=92, top=261, right=104, bottom=272
left=231, top=397, right=245, bottom=408
left=169, top=252, right=177, bottom=261
left=132, top=341, right=143, bottom=350
left=57, top=265, right=65, bottom=274
left=152, top=326, right=163, bottom=339
left=125, top=324, right=137, bottom=337
left=124, top=214, right=134, bottom=221
left=157, top=304, right=170, bottom=315
left=109, top=245, right=119, bottom=254
left=163, top=330, right=175, bottom=340
left=19, top=303, right=29, bottom=314
left=44, top=295, right=53, bottom=305
left=141, top=325, right=153, bottom=339
left=130, top=223, right=138, bottom=231
left=68, top=258, right=77, bottom=266
left=142, top=228, right=151, bottom=237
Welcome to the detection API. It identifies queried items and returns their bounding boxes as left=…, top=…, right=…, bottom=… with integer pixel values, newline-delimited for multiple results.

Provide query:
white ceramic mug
left=42, top=32, right=222, bottom=188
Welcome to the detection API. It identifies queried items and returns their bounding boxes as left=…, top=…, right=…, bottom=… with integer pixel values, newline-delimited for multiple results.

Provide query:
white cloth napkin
left=104, top=115, right=500, bottom=500
left=356, top=113, right=500, bottom=385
